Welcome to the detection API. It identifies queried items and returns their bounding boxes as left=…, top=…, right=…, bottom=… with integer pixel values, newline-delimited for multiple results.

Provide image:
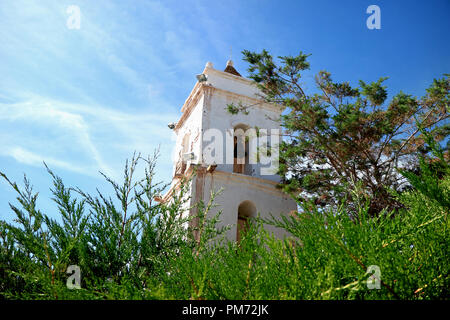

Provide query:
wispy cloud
left=1, top=146, right=92, bottom=176
left=0, top=95, right=178, bottom=180
left=0, top=0, right=243, bottom=220
left=0, top=0, right=207, bottom=183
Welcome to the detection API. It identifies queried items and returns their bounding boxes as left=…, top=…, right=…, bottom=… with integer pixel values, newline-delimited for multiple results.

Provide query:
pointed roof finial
left=224, top=59, right=241, bottom=77
left=226, top=45, right=234, bottom=67
left=223, top=45, right=241, bottom=76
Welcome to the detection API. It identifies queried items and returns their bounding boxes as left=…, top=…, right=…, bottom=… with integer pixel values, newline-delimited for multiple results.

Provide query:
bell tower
left=164, top=60, right=297, bottom=241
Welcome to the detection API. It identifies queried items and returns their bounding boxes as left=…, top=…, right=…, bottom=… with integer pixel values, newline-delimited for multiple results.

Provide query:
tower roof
left=223, top=60, right=241, bottom=77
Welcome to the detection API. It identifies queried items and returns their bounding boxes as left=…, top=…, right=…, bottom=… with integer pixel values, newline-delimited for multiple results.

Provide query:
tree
left=237, top=49, right=449, bottom=216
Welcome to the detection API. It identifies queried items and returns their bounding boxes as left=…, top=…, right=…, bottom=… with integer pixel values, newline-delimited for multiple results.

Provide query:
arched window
left=237, top=200, right=256, bottom=242
left=182, top=133, right=190, bottom=155
left=233, top=124, right=250, bottom=174
left=180, top=133, right=190, bottom=173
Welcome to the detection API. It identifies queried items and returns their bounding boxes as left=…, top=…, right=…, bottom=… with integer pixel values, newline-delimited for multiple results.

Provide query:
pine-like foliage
left=0, top=151, right=225, bottom=299
left=1, top=142, right=448, bottom=299
left=236, top=50, right=449, bottom=216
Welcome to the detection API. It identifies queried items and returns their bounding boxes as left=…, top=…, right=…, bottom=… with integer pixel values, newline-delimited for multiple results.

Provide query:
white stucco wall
left=194, top=171, right=297, bottom=241
left=167, top=61, right=298, bottom=242
left=172, top=95, right=204, bottom=177
left=201, top=90, right=283, bottom=182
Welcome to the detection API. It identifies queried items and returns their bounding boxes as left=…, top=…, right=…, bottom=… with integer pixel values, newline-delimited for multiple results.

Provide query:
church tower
left=163, top=60, right=297, bottom=242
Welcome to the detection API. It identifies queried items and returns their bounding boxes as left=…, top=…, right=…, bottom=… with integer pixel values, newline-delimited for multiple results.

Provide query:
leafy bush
left=1, top=142, right=448, bottom=299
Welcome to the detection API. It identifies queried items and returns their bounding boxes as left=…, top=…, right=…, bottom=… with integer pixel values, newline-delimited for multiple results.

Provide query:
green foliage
left=226, top=102, right=250, bottom=115
left=236, top=50, right=449, bottom=217
left=1, top=45, right=449, bottom=298
left=0, top=151, right=211, bottom=299
left=1, top=142, right=448, bottom=299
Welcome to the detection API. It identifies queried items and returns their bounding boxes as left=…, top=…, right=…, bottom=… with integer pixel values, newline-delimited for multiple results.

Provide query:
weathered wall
left=200, top=170, right=297, bottom=241
left=166, top=62, right=298, bottom=242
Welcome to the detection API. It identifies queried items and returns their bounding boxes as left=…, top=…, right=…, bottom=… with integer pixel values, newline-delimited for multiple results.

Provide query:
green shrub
left=1, top=142, right=448, bottom=299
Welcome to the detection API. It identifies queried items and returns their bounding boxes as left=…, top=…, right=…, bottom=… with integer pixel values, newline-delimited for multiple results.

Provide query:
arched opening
left=182, top=133, right=190, bottom=155
left=179, top=133, right=190, bottom=174
left=233, top=124, right=250, bottom=175
left=237, top=200, right=256, bottom=242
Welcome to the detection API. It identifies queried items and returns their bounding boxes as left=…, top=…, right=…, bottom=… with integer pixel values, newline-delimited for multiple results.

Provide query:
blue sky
left=1, top=0, right=449, bottom=223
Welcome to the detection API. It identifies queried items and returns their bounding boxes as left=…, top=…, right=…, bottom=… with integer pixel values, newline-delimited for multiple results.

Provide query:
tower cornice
left=175, top=83, right=284, bottom=131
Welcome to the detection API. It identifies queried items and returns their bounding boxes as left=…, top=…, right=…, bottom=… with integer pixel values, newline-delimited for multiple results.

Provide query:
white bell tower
left=163, top=60, right=297, bottom=242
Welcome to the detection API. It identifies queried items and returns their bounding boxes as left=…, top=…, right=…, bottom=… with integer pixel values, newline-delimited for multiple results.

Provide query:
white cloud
left=2, top=146, right=92, bottom=177
left=0, top=0, right=216, bottom=184
left=0, top=95, right=178, bottom=180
